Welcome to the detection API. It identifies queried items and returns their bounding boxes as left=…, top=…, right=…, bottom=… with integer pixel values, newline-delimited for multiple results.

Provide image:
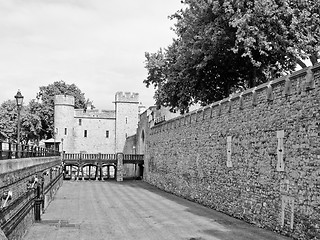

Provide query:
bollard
left=34, top=199, right=42, bottom=221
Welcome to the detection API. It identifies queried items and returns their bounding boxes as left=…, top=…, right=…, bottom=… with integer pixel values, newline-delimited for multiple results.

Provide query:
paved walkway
left=23, top=181, right=292, bottom=240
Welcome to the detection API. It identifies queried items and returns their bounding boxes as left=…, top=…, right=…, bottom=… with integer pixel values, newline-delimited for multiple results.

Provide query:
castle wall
left=136, top=107, right=154, bottom=155
left=144, top=64, right=320, bottom=239
left=73, top=116, right=115, bottom=153
left=54, top=92, right=140, bottom=154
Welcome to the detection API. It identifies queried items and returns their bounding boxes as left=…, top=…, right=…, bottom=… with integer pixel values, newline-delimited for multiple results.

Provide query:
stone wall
left=122, top=135, right=136, bottom=178
left=136, top=107, right=154, bottom=155
left=145, top=64, right=320, bottom=239
left=123, top=135, right=136, bottom=154
left=0, top=156, right=62, bottom=240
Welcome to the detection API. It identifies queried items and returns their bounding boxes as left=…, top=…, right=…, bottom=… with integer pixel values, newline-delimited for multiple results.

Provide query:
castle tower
left=114, top=92, right=139, bottom=153
left=54, top=95, right=75, bottom=153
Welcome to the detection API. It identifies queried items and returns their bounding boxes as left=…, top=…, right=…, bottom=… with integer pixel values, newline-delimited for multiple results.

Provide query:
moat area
left=23, top=181, right=291, bottom=240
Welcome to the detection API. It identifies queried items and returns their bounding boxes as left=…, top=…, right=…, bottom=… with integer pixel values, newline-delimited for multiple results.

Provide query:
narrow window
left=125, top=133, right=127, bottom=138
left=84, top=130, right=87, bottom=137
left=64, top=128, right=67, bottom=135
left=106, top=130, right=109, bottom=138
left=79, top=119, right=82, bottom=126
left=125, top=117, right=128, bottom=124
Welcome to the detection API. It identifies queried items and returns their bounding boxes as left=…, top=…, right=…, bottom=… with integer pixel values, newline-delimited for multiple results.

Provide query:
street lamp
left=14, top=90, right=24, bottom=157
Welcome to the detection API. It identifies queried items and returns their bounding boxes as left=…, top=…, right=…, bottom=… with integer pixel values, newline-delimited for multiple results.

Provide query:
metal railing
left=63, top=153, right=117, bottom=161
left=154, top=116, right=166, bottom=125
left=124, top=154, right=144, bottom=161
left=0, top=141, right=60, bottom=160
left=63, top=153, right=144, bottom=163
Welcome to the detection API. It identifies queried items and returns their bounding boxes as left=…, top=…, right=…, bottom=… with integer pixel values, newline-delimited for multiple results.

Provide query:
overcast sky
left=0, top=0, right=182, bottom=110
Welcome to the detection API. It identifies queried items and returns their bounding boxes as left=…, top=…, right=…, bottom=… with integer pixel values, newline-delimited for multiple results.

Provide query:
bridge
left=62, top=153, right=144, bottom=181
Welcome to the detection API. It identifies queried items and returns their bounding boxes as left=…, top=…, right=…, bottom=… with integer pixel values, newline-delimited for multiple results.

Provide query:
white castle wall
left=73, top=109, right=116, bottom=153
left=54, top=92, right=139, bottom=154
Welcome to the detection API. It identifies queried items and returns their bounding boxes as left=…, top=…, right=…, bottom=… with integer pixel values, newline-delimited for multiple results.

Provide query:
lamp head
left=14, top=90, right=24, bottom=107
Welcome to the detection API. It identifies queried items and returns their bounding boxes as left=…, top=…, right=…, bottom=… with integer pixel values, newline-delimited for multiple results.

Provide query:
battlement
left=74, top=109, right=116, bottom=119
left=54, top=95, right=75, bottom=107
left=115, top=92, right=139, bottom=103
left=150, top=63, right=320, bottom=133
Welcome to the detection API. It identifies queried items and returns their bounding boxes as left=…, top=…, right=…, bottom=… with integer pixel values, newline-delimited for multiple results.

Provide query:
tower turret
left=114, top=92, right=139, bottom=153
left=54, top=95, right=75, bottom=153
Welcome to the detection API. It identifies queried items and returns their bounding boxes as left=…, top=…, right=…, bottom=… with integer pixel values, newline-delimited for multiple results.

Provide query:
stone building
left=54, top=92, right=140, bottom=154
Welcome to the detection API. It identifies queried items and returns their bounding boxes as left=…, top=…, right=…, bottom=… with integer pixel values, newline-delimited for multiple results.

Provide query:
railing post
left=31, top=145, right=34, bottom=157
left=29, top=145, right=32, bottom=157
left=0, top=141, right=2, bottom=160
left=116, top=153, right=124, bottom=182
left=20, top=144, right=23, bottom=158
left=13, top=143, right=17, bottom=158
left=98, top=153, right=102, bottom=181
left=19, top=143, right=22, bottom=158
left=26, top=145, right=29, bottom=157
left=8, top=142, right=12, bottom=159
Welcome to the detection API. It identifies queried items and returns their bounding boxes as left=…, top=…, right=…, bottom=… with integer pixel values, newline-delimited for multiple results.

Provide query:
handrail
left=63, top=153, right=117, bottom=161
left=0, top=141, right=60, bottom=160
left=63, top=153, right=144, bottom=161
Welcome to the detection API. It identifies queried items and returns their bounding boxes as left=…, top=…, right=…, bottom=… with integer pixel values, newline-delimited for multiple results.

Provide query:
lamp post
left=61, top=138, right=64, bottom=160
left=14, top=90, right=24, bottom=158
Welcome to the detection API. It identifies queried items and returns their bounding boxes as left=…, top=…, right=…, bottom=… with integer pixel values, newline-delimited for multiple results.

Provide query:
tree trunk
left=249, top=68, right=257, bottom=88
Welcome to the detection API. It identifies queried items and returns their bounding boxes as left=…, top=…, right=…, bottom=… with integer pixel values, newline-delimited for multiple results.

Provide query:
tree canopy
left=144, top=0, right=320, bottom=113
left=0, top=100, right=18, bottom=141
left=0, top=100, right=41, bottom=143
left=0, top=81, right=87, bottom=144
left=36, top=80, right=86, bottom=140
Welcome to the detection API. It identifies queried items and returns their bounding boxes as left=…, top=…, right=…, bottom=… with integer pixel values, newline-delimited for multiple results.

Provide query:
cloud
left=0, top=0, right=181, bottom=110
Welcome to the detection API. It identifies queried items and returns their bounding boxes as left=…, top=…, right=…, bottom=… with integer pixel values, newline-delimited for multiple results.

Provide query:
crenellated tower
left=114, top=92, right=139, bottom=153
left=54, top=95, right=75, bottom=153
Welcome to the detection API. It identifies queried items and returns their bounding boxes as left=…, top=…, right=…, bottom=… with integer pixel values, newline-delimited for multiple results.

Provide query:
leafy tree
left=36, top=81, right=86, bottom=139
left=22, top=100, right=43, bottom=143
left=0, top=100, right=41, bottom=144
left=144, top=0, right=319, bottom=113
left=0, top=100, right=18, bottom=141
left=229, top=0, right=320, bottom=69
left=0, top=81, right=87, bottom=143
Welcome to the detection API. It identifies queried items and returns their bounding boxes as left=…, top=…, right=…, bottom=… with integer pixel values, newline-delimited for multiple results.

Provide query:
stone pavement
left=23, top=181, right=292, bottom=240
